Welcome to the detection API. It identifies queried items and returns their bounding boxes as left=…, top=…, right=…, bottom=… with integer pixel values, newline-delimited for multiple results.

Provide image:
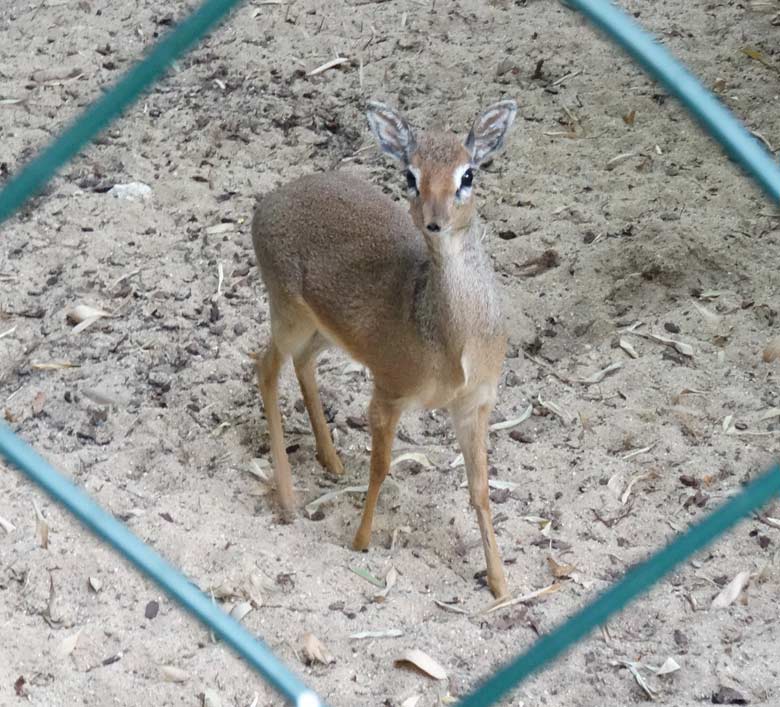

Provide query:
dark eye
left=405, top=169, right=418, bottom=192
left=460, top=168, right=474, bottom=189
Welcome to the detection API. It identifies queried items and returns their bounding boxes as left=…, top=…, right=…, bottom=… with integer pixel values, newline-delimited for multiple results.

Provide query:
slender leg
left=256, top=342, right=295, bottom=517
left=451, top=402, right=508, bottom=599
left=293, top=336, right=344, bottom=476
left=352, top=393, right=401, bottom=551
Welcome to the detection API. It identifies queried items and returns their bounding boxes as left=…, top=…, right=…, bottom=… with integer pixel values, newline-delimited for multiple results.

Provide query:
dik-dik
left=251, top=100, right=517, bottom=598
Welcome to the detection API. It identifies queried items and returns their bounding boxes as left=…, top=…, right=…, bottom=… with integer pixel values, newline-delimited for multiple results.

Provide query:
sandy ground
left=2, top=0, right=780, bottom=705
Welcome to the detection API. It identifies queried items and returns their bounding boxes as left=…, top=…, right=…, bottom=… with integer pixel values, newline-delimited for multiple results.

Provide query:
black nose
left=426, top=222, right=441, bottom=233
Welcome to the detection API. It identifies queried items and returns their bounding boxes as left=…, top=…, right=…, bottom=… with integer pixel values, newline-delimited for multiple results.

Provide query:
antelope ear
left=465, top=100, right=517, bottom=165
left=366, top=101, right=416, bottom=164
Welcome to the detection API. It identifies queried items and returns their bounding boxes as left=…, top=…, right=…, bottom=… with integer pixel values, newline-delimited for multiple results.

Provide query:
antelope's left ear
left=465, top=100, right=517, bottom=166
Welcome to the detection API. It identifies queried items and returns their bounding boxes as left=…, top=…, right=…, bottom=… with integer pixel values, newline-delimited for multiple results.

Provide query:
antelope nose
left=426, top=222, right=441, bottom=233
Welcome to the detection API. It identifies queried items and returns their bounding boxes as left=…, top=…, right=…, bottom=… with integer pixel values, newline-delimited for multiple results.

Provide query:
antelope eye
left=405, top=170, right=418, bottom=192
left=460, top=168, right=474, bottom=189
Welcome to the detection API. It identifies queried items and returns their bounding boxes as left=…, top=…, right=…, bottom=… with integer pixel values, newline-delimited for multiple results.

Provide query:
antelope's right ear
left=366, top=101, right=416, bottom=164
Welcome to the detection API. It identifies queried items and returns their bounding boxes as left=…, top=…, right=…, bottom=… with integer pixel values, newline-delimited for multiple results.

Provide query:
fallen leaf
left=576, top=361, right=622, bottom=384
left=374, top=566, right=398, bottom=603
left=712, top=570, right=750, bottom=608
left=401, top=695, right=422, bottom=707
left=763, top=336, right=780, bottom=362
left=433, top=599, right=470, bottom=615
left=394, top=649, right=447, bottom=680
left=622, top=109, right=636, bottom=125
left=33, top=500, right=48, bottom=549
left=489, top=404, right=533, bottom=431
left=66, top=304, right=111, bottom=334
left=302, top=632, right=335, bottom=665
left=618, top=660, right=657, bottom=700
left=547, top=556, right=575, bottom=579
left=481, top=582, right=561, bottom=614
left=621, top=470, right=653, bottom=504
left=308, top=56, right=349, bottom=76
left=390, top=452, right=434, bottom=469
left=350, top=629, right=404, bottom=640
left=31, top=392, right=46, bottom=416
left=349, top=566, right=384, bottom=588
left=654, top=656, right=681, bottom=676
left=619, top=338, right=639, bottom=358
left=161, top=665, right=189, bottom=683
left=229, top=601, right=253, bottom=623
left=61, top=629, right=82, bottom=656
left=0, top=515, right=16, bottom=534
left=305, top=485, right=368, bottom=518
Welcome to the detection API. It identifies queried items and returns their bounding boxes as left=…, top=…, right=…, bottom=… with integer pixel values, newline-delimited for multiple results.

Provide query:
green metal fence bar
left=0, top=0, right=246, bottom=225
left=457, top=464, right=780, bottom=707
left=0, top=423, right=326, bottom=707
left=564, top=0, right=780, bottom=204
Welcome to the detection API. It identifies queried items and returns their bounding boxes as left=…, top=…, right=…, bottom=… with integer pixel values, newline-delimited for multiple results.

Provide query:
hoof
left=317, top=449, right=345, bottom=477
left=352, top=529, right=371, bottom=552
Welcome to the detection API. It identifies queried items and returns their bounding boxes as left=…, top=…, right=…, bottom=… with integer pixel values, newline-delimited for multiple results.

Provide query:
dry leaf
left=305, top=485, right=368, bottom=518
left=394, top=649, right=447, bottom=680
left=66, top=304, right=110, bottom=334
left=31, top=392, right=46, bottom=416
left=621, top=470, right=653, bottom=504
left=349, top=629, right=404, bottom=640
left=161, top=665, right=189, bottom=683
left=622, top=110, right=637, bottom=125
left=606, top=152, right=636, bottom=170
left=489, top=404, right=533, bottom=431
left=654, top=656, right=681, bottom=676
left=547, top=557, right=575, bottom=579
left=205, top=223, right=235, bottom=236
left=618, top=660, right=657, bottom=700
left=31, top=361, right=79, bottom=371
left=390, top=452, right=433, bottom=469
left=229, top=601, right=253, bottom=623
left=481, top=582, right=561, bottom=614
left=33, top=500, right=48, bottom=549
left=302, top=632, right=335, bottom=665
left=0, top=515, right=15, bottom=534
left=712, top=570, right=750, bottom=608
left=433, top=599, right=470, bottom=615
left=619, top=338, right=639, bottom=358
left=308, top=57, right=349, bottom=76
left=61, top=629, right=82, bottom=656
left=401, top=695, right=422, bottom=707
left=374, top=566, right=398, bottom=603
left=763, top=336, right=780, bottom=362
left=622, top=442, right=656, bottom=460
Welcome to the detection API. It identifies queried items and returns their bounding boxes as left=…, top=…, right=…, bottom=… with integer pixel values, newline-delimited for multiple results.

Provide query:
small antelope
left=251, top=99, right=517, bottom=598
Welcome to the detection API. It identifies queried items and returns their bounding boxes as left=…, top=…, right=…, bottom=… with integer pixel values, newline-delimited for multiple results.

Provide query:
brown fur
left=251, top=101, right=516, bottom=598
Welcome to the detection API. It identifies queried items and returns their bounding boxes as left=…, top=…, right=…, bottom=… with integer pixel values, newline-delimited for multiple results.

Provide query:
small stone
left=711, top=685, right=748, bottom=704
left=233, top=322, right=247, bottom=336
left=505, top=370, right=520, bottom=387
left=145, top=600, right=159, bottom=619
left=509, top=429, right=533, bottom=444
left=664, top=321, right=680, bottom=334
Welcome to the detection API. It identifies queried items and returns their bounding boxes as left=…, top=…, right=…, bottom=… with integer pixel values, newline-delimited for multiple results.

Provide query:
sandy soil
left=2, top=0, right=780, bottom=705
